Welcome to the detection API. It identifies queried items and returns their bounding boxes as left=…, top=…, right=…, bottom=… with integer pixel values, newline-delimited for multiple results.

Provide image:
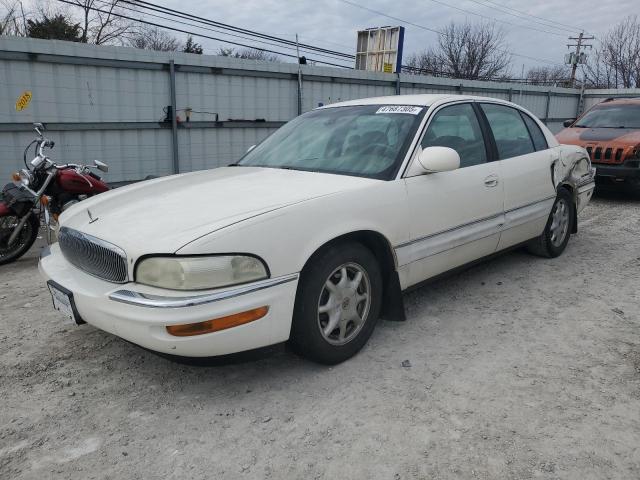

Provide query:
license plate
left=47, top=281, right=79, bottom=325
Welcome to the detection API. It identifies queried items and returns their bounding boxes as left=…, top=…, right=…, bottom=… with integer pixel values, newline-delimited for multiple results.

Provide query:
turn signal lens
left=12, top=172, right=20, bottom=182
left=165, top=306, right=269, bottom=337
left=40, top=196, right=49, bottom=206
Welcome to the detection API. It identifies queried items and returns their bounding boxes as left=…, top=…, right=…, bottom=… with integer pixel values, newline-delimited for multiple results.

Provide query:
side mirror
left=247, top=145, right=256, bottom=153
left=94, top=160, right=109, bottom=172
left=563, top=119, right=576, bottom=128
left=417, top=146, right=460, bottom=173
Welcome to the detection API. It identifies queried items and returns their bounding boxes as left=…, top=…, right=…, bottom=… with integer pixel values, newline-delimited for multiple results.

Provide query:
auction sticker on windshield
left=376, top=106, right=423, bottom=115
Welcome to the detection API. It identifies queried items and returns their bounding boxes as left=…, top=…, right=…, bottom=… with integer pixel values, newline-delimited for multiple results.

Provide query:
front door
left=399, top=102, right=504, bottom=288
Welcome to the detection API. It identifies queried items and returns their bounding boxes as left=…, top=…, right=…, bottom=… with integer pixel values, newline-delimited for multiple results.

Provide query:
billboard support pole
left=296, top=34, right=303, bottom=115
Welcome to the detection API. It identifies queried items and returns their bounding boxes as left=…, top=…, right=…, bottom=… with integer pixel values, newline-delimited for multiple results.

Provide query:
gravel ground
left=1, top=191, right=639, bottom=480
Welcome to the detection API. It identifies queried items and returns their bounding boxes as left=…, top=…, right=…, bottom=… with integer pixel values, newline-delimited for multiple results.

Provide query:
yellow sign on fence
left=383, top=63, right=393, bottom=73
left=15, top=91, right=32, bottom=111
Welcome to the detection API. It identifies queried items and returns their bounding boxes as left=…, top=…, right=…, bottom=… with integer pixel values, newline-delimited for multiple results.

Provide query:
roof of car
left=320, top=94, right=508, bottom=109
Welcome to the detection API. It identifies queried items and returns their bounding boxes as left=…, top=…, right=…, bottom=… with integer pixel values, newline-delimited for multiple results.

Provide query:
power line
left=461, top=0, right=579, bottom=35
left=338, top=0, right=564, bottom=66
left=55, top=0, right=354, bottom=68
left=92, top=0, right=354, bottom=62
left=477, top=0, right=595, bottom=36
left=424, top=0, right=566, bottom=37
left=129, top=0, right=354, bottom=59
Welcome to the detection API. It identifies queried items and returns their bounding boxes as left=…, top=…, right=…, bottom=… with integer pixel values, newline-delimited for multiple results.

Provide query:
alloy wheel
left=549, top=198, right=570, bottom=247
left=317, top=262, right=372, bottom=346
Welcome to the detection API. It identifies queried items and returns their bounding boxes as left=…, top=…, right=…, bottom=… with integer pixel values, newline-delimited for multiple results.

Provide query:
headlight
left=15, top=169, right=32, bottom=186
left=135, top=255, right=268, bottom=290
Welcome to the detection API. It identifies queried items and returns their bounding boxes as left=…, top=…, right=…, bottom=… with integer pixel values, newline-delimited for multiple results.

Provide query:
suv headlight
left=135, top=255, right=268, bottom=290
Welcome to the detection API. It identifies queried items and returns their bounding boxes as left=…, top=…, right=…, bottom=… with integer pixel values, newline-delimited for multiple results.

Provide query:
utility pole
left=567, top=32, right=594, bottom=87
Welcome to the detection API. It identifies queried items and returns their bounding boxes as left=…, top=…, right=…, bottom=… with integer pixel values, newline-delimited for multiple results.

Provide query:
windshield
left=238, top=105, right=425, bottom=179
left=574, top=104, right=640, bottom=128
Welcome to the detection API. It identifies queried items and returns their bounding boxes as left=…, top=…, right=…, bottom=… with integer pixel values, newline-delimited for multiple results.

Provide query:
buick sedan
left=39, top=95, right=595, bottom=364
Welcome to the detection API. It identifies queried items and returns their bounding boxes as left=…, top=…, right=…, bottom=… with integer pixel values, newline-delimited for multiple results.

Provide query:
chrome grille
left=58, top=227, right=128, bottom=283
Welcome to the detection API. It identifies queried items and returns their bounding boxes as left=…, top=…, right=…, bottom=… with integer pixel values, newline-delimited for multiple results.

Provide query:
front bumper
left=39, top=244, right=299, bottom=357
left=594, top=163, right=640, bottom=179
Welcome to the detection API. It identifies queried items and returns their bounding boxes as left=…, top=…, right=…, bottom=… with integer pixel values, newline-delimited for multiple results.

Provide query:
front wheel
left=526, top=188, right=574, bottom=258
left=0, top=212, right=40, bottom=265
left=290, top=242, right=382, bottom=365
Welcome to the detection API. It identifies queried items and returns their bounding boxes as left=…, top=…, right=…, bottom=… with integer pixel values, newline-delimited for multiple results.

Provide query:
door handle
left=484, top=175, right=499, bottom=187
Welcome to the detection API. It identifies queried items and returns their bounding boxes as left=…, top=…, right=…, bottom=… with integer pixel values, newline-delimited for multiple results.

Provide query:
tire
left=526, top=188, right=574, bottom=258
left=290, top=242, right=383, bottom=365
left=0, top=212, right=40, bottom=265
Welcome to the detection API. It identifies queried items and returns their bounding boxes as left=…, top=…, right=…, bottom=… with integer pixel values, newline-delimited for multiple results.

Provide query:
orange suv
left=556, top=98, right=640, bottom=191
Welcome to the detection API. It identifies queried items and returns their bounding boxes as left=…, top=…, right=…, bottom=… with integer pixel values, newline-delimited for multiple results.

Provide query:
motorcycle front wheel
left=0, top=212, right=40, bottom=265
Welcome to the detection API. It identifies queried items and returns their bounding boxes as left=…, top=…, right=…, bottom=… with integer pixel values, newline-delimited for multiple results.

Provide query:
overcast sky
left=150, top=0, right=636, bottom=74
left=46, top=0, right=635, bottom=74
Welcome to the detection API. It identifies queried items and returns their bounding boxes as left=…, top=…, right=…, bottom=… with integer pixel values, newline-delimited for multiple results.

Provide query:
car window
left=481, top=104, right=535, bottom=159
left=421, top=103, right=487, bottom=168
left=239, top=105, right=424, bottom=180
left=574, top=104, right=640, bottom=128
left=521, top=113, right=548, bottom=151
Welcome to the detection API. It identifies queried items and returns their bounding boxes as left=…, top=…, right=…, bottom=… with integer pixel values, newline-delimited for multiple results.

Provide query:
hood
left=61, top=167, right=378, bottom=257
left=556, top=127, right=640, bottom=147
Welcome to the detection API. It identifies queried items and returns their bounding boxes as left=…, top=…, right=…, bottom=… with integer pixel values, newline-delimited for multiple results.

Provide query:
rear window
left=521, top=113, right=548, bottom=151
left=481, top=104, right=535, bottom=159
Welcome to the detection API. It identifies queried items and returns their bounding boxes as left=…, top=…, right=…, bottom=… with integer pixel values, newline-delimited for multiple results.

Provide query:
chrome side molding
left=108, top=273, right=299, bottom=308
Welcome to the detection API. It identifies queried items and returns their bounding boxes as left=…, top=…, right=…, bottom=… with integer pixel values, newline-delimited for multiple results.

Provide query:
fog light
left=165, top=306, right=269, bottom=337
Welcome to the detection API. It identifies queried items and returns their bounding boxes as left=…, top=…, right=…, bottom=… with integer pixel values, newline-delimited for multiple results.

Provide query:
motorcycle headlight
left=135, top=255, right=269, bottom=290
left=18, top=169, right=32, bottom=186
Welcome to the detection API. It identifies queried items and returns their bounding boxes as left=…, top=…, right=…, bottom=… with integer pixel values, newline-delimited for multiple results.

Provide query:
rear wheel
left=290, top=242, right=382, bottom=364
left=0, top=212, right=40, bottom=265
left=526, top=189, right=574, bottom=258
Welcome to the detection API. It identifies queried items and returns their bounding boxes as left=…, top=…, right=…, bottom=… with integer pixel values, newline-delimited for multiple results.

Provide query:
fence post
left=576, top=84, right=586, bottom=117
left=169, top=60, right=179, bottom=175
left=544, top=90, right=552, bottom=125
left=395, top=73, right=401, bottom=95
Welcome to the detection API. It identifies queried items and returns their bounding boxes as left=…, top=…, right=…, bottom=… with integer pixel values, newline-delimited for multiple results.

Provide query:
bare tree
left=70, top=0, right=135, bottom=45
left=600, top=16, right=640, bottom=88
left=404, top=49, right=443, bottom=76
left=581, top=47, right=617, bottom=88
left=583, top=16, right=640, bottom=88
left=129, top=26, right=180, bottom=52
left=525, top=65, right=571, bottom=86
left=0, top=0, right=28, bottom=36
left=407, top=22, right=511, bottom=80
left=218, top=47, right=279, bottom=62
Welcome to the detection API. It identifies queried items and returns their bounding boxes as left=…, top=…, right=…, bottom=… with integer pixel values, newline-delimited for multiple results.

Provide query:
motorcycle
left=0, top=123, right=110, bottom=265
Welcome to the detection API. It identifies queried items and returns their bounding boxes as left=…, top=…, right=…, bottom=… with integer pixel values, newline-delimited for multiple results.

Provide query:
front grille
left=587, top=145, right=627, bottom=165
left=58, top=227, right=128, bottom=283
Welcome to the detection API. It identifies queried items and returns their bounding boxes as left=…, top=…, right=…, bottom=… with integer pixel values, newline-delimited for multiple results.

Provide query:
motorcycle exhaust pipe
left=7, top=213, right=31, bottom=246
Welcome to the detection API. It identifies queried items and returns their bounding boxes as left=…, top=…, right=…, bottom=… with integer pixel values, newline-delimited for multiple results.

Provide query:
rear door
left=479, top=103, right=557, bottom=250
left=400, top=102, right=504, bottom=287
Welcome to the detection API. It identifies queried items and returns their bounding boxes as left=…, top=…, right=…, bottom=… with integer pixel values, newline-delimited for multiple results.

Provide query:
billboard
left=355, top=26, right=405, bottom=74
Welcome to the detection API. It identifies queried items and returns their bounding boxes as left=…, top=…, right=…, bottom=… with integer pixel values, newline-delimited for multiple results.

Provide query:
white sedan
left=39, top=94, right=595, bottom=364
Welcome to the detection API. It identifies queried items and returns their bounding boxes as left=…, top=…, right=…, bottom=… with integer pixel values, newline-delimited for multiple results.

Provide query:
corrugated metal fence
left=0, top=36, right=637, bottom=183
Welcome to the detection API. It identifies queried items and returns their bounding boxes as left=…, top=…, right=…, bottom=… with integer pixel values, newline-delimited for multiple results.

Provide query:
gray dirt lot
left=1, top=192, right=639, bottom=480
